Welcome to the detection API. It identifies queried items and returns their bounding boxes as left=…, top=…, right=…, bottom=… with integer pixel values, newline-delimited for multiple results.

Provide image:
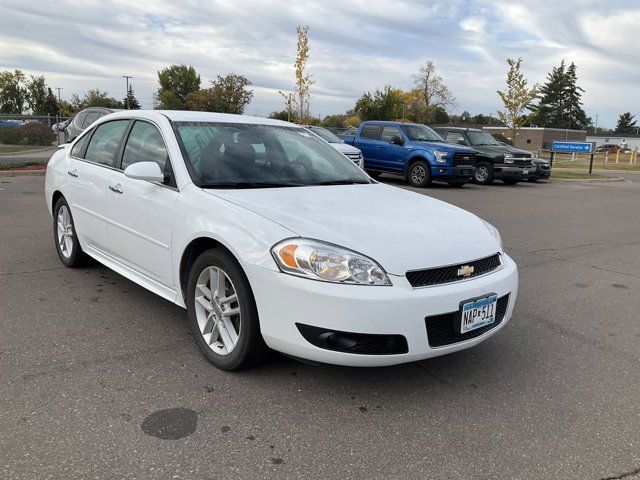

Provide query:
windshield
left=173, top=122, right=371, bottom=188
left=401, top=124, right=443, bottom=142
left=466, top=131, right=501, bottom=146
left=308, top=126, right=342, bottom=143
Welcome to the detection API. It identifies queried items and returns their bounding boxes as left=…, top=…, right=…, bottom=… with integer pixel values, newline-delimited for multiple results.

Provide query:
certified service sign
left=551, top=141, right=594, bottom=153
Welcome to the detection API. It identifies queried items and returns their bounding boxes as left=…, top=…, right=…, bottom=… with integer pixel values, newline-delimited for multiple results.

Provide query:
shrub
left=20, top=122, right=55, bottom=146
left=0, top=125, right=21, bottom=145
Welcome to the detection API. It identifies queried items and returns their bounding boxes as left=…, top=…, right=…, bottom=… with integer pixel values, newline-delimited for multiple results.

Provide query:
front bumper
left=431, top=165, right=475, bottom=181
left=493, top=165, right=530, bottom=179
left=528, top=166, right=551, bottom=179
left=243, top=254, right=518, bottom=367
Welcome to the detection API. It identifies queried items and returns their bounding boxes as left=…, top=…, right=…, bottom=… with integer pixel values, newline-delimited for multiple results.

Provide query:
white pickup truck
left=303, top=125, right=364, bottom=169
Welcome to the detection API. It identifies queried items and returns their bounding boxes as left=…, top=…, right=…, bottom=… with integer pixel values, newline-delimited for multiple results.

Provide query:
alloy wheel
left=411, top=165, right=426, bottom=184
left=56, top=206, right=74, bottom=258
left=194, top=266, right=242, bottom=356
left=475, top=165, right=489, bottom=182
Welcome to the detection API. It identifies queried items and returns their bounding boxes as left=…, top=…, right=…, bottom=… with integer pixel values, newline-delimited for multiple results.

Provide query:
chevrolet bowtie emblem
left=457, top=265, right=475, bottom=277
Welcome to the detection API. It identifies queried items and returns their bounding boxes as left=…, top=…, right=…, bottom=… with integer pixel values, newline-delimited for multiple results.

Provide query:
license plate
left=460, top=294, right=498, bottom=333
left=523, top=168, right=529, bottom=174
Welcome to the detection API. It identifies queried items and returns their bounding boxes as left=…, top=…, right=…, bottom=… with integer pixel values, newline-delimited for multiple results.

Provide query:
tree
left=413, top=61, right=456, bottom=123
left=615, top=112, right=637, bottom=133
left=26, top=75, right=48, bottom=114
left=354, top=86, right=404, bottom=121
left=58, top=100, right=76, bottom=117
left=42, top=88, right=59, bottom=116
left=268, top=110, right=290, bottom=121
left=71, top=89, right=123, bottom=110
left=157, top=65, right=201, bottom=110
left=280, top=25, right=314, bottom=123
left=529, top=61, right=590, bottom=129
left=432, top=106, right=450, bottom=124
left=186, top=74, right=253, bottom=114
left=123, top=85, right=141, bottom=110
left=497, top=58, right=539, bottom=142
left=0, top=69, right=27, bottom=114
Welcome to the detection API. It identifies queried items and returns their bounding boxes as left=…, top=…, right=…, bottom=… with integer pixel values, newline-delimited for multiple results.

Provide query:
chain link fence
left=0, top=114, right=73, bottom=151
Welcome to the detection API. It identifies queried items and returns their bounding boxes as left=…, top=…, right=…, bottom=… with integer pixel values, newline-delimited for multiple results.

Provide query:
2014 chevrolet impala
left=45, top=111, right=518, bottom=370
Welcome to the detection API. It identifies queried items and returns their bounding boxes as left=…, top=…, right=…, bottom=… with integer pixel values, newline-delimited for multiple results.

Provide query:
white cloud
left=0, top=0, right=637, bottom=127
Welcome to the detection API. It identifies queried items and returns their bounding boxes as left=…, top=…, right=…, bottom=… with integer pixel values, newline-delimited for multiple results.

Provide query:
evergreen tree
left=564, top=62, right=590, bottom=129
left=615, top=112, right=637, bottom=133
left=43, top=88, right=59, bottom=116
left=123, top=85, right=141, bottom=110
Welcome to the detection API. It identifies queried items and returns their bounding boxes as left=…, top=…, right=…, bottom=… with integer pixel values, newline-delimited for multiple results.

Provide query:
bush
left=20, top=122, right=55, bottom=146
left=0, top=125, right=21, bottom=145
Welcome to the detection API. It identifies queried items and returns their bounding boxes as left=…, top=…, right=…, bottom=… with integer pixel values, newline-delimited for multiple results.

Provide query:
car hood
left=330, top=142, right=361, bottom=154
left=205, top=183, right=500, bottom=275
left=412, top=141, right=476, bottom=154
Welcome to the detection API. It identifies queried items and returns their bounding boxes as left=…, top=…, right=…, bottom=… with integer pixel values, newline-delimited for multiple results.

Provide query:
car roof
left=156, top=110, right=294, bottom=126
left=435, top=126, right=483, bottom=132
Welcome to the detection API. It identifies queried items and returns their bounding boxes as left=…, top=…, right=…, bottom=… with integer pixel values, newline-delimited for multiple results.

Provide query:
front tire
left=186, top=249, right=269, bottom=371
left=407, top=160, right=431, bottom=188
left=473, top=162, right=494, bottom=185
left=53, top=196, right=89, bottom=267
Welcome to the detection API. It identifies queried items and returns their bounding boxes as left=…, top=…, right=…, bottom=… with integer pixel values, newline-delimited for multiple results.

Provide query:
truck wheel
left=407, top=161, right=431, bottom=188
left=473, top=162, right=493, bottom=185
left=366, top=170, right=382, bottom=179
left=503, top=179, right=520, bottom=185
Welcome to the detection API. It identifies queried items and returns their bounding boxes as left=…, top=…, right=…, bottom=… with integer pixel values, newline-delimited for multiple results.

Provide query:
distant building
left=483, top=127, right=587, bottom=151
left=586, top=133, right=640, bottom=151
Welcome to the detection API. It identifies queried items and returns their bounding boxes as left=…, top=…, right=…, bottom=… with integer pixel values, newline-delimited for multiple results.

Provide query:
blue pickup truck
left=341, top=121, right=477, bottom=187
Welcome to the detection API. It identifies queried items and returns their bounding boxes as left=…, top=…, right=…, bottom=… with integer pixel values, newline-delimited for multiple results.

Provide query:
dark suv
left=65, top=107, right=120, bottom=142
left=433, top=127, right=533, bottom=185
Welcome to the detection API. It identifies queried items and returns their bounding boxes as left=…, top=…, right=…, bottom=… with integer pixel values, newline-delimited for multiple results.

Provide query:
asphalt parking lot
left=1, top=174, right=639, bottom=480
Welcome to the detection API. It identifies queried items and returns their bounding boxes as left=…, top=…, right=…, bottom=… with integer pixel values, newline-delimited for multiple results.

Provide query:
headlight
left=271, top=238, right=392, bottom=285
left=482, top=221, right=503, bottom=250
left=504, top=153, right=514, bottom=164
left=434, top=150, right=449, bottom=163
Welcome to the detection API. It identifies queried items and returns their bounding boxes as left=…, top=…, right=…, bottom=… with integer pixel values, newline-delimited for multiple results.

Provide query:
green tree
left=497, top=58, right=539, bottom=142
left=42, top=88, right=59, bottom=116
left=432, top=106, right=450, bottom=124
left=530, top=61, right=590, bottom=129
left=320, top=114, right=348, bottom=128
left=186, top=74, right=253, bottom=114
left=157, top=65, right=201, bottom=110
left=26, top=75, right=49, bottom=114
left=355, top=86, right=404, bottom=121
left=123, top=85, right=141, bottom=110
left=71, top=89, right=123, bottom=110
left=268, top=110, right=290, bottom=121
left=615, top=112, right=637, bottom=133
left=0, top=69, right=27, bottom=114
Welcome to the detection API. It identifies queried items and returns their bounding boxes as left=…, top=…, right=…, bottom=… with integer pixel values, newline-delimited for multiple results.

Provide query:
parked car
left=52, top=119, right=71, bottom=132
left=302, top=125, right=363, bottom=169
left=65, top=107, right=121, bottom=142
left=45, top=110, right=518, bottom=370
left=341, top=121, right=476, bottom=187
left=596, top=144, right=621, bottom=153
left=527, top=158, right=551, bottom=182
left=0, top=120, right=21, bottom=128
left=433, top=127, right=532, bottom=185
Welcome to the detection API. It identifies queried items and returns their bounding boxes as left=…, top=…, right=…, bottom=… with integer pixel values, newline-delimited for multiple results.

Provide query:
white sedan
left=45, top=110, right=518, bottom=371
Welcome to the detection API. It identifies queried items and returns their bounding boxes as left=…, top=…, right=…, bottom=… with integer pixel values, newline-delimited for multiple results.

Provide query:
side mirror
left=390, top=135, right=404, bottom=146
left=124, top=161, right=164, bottom=183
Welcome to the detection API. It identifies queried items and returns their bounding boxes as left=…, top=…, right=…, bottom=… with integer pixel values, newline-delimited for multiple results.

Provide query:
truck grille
left=344, top=152, right=362, bottom=163
left=406, top=253, right=502, bottom=288
left=452, top=152, right=476, bottom=166
left=425, top=294, right=510, bottom=347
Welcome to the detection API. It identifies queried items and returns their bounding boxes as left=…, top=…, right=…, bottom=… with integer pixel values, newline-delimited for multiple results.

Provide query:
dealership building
left=483, top=127, right=587, bottom=151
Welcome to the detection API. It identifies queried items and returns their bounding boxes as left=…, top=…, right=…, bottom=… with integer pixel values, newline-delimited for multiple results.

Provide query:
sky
left=0, top=0, right=638, bottom=128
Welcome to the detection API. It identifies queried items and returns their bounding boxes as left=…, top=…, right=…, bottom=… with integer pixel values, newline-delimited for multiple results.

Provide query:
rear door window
left=445, top=131, right=467, bottom=145
left=82, top=112, right=101, bottom=128
left=360, top=124, right=381, bottom=140
left=70, top=131, right=91, bottom=158
left=84, top=120, right=129, bottom=167
left=380, top=126, right=402, bottom=142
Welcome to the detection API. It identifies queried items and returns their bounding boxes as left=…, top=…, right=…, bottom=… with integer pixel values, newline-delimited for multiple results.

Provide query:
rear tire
left=407, top=160, right=431, bottom=188
left=52, top=196, right=89, bottom=267
left=186, top=248, right=270, bottom=371
left=473, top=162, right=493, bottom=185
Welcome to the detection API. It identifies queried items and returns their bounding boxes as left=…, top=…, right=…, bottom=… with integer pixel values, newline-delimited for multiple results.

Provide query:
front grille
left=406, top=253, right=502, bottom=288
left=296, top=323, right=408, bottom=355
left=452, top=152, right=476, bottom=166
left=511, top=152, right=532, bottom=158
left=425, top=294, right=510, bottom=347
left=344, top=152, right=361, bottom=160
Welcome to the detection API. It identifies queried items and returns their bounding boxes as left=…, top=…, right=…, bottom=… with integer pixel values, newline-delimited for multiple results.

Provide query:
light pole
left=122, top=76, right=133, bottom=109
left=55, top=87, right=63, bottom=145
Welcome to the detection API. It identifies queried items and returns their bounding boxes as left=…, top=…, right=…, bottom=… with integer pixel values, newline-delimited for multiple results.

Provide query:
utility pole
left=122, top=76, right=133, bottom=109
left=55, top=87, right=62, bottom=145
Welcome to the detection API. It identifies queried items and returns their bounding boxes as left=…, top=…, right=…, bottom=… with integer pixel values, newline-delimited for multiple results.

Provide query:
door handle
left=67, top=169, right=78, bottom=177
left=109, top=184, right=123, bottom=194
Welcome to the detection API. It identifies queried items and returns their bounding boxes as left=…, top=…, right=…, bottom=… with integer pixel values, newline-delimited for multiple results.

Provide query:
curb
left=0, top=169, right=46, bottom=177
left=551, top=176, right=625, bottom=183
left=0, top=147, right=56, bottom=156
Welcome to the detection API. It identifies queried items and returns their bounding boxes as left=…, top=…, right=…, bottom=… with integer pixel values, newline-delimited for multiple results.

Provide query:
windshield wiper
left=201, top=181, right=305, bottom=189
left=310, top=179, right=372, bottom=186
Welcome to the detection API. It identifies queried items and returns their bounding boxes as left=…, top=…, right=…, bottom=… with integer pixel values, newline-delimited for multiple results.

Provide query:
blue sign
left=551, top=141, right=593, bottom=153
